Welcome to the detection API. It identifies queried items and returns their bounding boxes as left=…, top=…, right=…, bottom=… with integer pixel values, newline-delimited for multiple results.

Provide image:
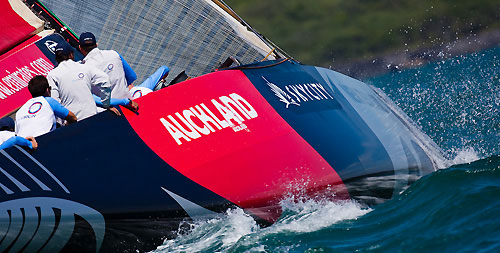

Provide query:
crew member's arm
left=119, top=54, right=137, bottom=85
left=138, top=65, right=170, bottom=90
left=93, top=95, right=139, bottom=113
left=0, top=136, right=37, bottom=150
left=93, top=95, right=129, bottom=107
left=89, top=67, right=112, bottom=108
left=25, top=137, right=38, bottom=150
left=45, top=97, right=77, bottom=124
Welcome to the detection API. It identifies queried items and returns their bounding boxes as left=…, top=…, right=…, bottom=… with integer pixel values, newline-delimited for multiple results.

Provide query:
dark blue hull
left=0, top=60, right=444, bottom=251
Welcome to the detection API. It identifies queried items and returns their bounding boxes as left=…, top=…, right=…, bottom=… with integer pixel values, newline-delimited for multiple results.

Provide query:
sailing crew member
left=47, top=41, right=113, bottom=121
left=94, top=65, right=168, bottom=107
left=15, top=75, right=77, bottom=143
left=95, top=65, right=169, bottom=108
left=0, top=117, right=37, bottom=150
left=79, top=32, right=138, bottom=111
left=129, top=65, right=170, bottom=99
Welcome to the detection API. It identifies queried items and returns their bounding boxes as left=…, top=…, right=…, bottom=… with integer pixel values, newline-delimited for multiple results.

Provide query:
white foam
left=272, top=197, right=370, bottom=233
left=153, top=208, right=258, bottom=252
left=450, top=147, right=480, bottom=165
left=153, top=197, right=370, bottom=252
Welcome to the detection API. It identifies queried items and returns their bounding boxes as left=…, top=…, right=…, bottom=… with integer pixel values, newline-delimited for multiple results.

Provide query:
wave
left=154, top=196, right=369, bottom=252
left=286, top=155, right=500, bottom=252
left=154, top=155, right=500, bottom=252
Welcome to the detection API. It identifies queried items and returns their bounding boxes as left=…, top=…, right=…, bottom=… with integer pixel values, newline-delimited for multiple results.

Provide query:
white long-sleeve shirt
left=82, top=48, right=132, bottom=99
left=48, top=59, right=111, bottom=121
left=0, top=131, right=15, bottom=145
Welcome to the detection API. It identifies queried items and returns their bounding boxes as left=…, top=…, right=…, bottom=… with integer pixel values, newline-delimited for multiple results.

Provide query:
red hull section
left=123, top=70, right=348, bottom=222
left=0, top=35, right=54, bottom=117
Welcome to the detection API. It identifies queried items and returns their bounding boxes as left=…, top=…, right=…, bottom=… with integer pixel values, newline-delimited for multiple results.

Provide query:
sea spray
left=368, top=46, right=500, bottom=159
left=450, top=147, right=480, bottom=165
left=155, top=197, right=370, bottom=252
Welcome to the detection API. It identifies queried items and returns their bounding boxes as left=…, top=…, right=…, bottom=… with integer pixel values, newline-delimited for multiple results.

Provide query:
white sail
left=38, top=0, right=280, bottom=83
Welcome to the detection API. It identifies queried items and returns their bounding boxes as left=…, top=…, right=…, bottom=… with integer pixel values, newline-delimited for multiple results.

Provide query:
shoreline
left=328, top=28, right=500, bottom=80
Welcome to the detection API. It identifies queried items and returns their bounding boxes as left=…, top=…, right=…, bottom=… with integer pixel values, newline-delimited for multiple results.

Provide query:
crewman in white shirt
left=79, top=32, right=138, bottom=111
left=47, top=41, right=112, bottom=121
left=0, top=130, right=15, bottom=145
left=129, top=65, right=170, bottom=99
left=0, top=117, right=37, bottom=150
left=15, top=75, right=77, bottom=141
left=0, top=133, right=37, bottom=150
left=94, top=65, right=170, bottom=108
left=129, top=86, right=153, bottom=100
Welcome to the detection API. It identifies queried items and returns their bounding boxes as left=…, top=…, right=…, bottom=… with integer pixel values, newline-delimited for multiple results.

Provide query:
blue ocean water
left=370, top=46, right=500, bottom=160
left=155, top=46, right=500, bottom=252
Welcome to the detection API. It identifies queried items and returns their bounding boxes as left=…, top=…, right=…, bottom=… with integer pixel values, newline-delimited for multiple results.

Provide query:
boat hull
left=0, top=60, right=441, bottom=251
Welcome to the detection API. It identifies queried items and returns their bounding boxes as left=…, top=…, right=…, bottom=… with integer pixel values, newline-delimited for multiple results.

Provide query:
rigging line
left=261, top=48, right=276, bottom=62
left=32, top=0, right=78, bottom=41
left=232, top=58, right=291, bottom=70
left=215, top=0, right=285, bottom=58
left=211, top=0, right=242, bottom=22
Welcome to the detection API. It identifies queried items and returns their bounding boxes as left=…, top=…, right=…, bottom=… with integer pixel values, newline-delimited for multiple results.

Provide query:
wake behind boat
left=0, top=0, right=445, bottom=251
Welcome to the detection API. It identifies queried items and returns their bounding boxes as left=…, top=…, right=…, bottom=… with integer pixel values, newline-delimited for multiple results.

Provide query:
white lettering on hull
left=160, top=93, right=257, bottom=145
left=264, top=76, right=335, bottom=108
left=0, top=58, right=53, bottom=100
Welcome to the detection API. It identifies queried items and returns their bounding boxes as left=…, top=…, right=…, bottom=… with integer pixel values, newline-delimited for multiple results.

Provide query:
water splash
left=274, top=197, right=370, bottom=233
left=449, top=147, right=480, bottom=165
left=368, top=46, right=500, bottom=159
left=155, top=208, right=258, bottom=252
left=153, top=197, right=369, bottom=252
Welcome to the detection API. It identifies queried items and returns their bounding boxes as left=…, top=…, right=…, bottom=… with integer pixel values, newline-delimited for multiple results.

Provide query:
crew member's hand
left=127, top=100, right=139, bottom=112
left=109, top=107, right=122, bottom=116
left=26, top=136, right=38, bottom=150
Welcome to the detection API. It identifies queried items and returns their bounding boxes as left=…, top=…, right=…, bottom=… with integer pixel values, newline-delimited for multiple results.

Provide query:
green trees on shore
left=227, top=0, right=500, bottom=68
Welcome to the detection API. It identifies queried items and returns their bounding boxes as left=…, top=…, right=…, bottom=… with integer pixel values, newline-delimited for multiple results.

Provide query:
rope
left=261, top=48, right=276, bottom=62
left=236, top=58, right=291, bottom=70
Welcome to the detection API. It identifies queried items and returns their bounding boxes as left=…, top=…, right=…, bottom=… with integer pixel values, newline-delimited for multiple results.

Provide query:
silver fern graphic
left=0, top=197, right=105, bottom=252
left=0, top=148, right=103, bottom=251
left=262, top=77, right=300, bottom=108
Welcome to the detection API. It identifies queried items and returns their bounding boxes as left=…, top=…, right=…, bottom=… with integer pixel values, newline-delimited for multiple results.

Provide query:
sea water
left=155, top=46, right=500, bottom=252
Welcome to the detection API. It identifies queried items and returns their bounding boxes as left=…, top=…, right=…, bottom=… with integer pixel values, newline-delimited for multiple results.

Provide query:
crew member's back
left=16, top=75, right=77, bottom=138
left=48, top=41, right=111, bottom=120
left=80, top=32, right=137, bottom=99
